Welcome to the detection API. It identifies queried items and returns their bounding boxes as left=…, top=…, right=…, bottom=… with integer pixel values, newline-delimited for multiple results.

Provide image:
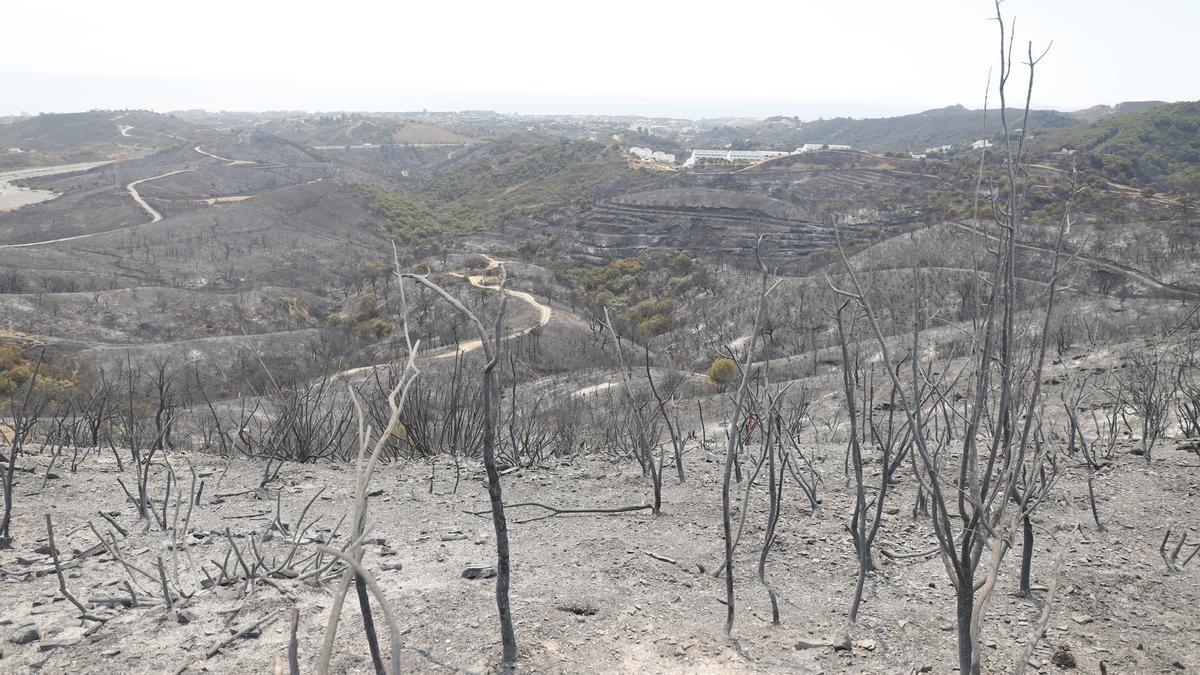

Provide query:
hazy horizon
left=0, top=70, right=1182, bottom=122
left=3, top=0, right=1196, bottom=120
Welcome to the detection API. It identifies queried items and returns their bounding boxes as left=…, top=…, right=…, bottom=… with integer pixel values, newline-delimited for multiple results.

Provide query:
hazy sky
left=2, top=0, right=1195, bottom=119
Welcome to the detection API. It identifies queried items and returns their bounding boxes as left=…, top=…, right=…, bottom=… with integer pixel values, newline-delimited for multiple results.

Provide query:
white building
left=971, top=139, right=994, bottom=150
left=924, top=144, right=954, bottom=154
left=684, top=149, right=791, bottom=167
left=796, top=143, right=852, bottom=153
left=629, top=147, right=676, bottom=164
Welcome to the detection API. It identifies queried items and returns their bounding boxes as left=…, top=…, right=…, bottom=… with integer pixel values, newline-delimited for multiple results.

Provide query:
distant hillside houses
left=971, top=139, right=994, bottom=150
left=628, top=146, right=676, bottom=164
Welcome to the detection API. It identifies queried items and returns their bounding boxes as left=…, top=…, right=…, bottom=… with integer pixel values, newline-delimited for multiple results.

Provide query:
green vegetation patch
left=1043, top=101, right=1200, bottom=193
left=0, top=345, right=75, bottom=399
left=562, top=253, right=709, bottom=338
left=360, top=138, right=651, bottom=245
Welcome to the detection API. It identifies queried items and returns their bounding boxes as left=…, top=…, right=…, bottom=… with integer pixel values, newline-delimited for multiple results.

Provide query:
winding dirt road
left=194, top=146, right=256, bottom=166
left=435, top=255, right=553, bottom=359
left=0, top=167, right=195, bottom=249
left=334, top=255, right=556, bottom=379
left=126, top=169, right=194, bottom=223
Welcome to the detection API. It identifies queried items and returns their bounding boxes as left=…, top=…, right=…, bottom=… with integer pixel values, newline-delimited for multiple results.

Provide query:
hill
left=788, top=105, right=1078, bottom=153
left=686, top=106, right=1079, bottom=153
left=362, top=135, right=655, bottom=244
left=0, top=110, right=206, bottom=168
left=251, top=114, right=476, bottom=148
left=1039, top=101, right=1200, bottom=193
left=1067, top=100, right=1167, bottom=123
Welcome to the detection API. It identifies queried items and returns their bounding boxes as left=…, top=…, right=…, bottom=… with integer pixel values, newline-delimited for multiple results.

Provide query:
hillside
left=1, top=105, right=1199, bottom=675
left=1041, top=100, right=1200, bottom=193
left=363, top=135, right=655, bottom=244
left=687, top=106, right=1079, bottom=153
left=252, top=115, right=476, bottom=148
left=0, top=110, right=206, bottom=168
left=1067, top=100, right=1167, bottom=123
left=794, top=105, right=1078, bottom=152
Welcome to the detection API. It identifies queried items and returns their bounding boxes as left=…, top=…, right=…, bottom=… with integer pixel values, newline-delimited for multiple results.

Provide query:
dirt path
left=1027, top=162, right=1178, bottom=207
left=0, top=157, right=317, bottom=250
left=125, top=169, right=193, bottom=223
left=435, top=254, right=553, bottom=360
left=572, top=380, right=618, bottom=397
left=0, top=167, right=194, bottom=249
left=194, top=146, right=256, bottom=166
left=334, top=255, right=556, bottom=379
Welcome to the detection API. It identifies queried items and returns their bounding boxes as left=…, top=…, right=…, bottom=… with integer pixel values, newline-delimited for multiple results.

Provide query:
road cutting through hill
left=194, top=145, right=257, bottom=166
left=333, top=255, right=556, bottom=379
left=435, top=255, right=553, bottom=359
left=126, top=169, right=194, bottom=223
left=0, top=166, right=195, bottom=249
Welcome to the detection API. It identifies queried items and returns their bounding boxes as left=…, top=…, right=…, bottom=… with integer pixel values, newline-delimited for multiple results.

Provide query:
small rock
left=795, top=638, right=829, bottom=650
left=830, top=627, right=852, bottom=652
left=441, top=532, right=467, bottom=542
left=39, top=638, right=79, bottom=652
left=1071, top=613, right=1093, bottom=625
left=167, top=610, right=194, bottom=625
left=462, top=565, right=497, bottom=580
left=381, top=562, right=403, bottom=572
left=1051, top=645, right=1077, bottom=669
left=853, top=638, right=877, bottom=651
left=8, top=625, right=39, bottom=645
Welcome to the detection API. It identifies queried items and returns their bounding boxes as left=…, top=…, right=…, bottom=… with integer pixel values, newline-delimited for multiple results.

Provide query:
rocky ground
left=0, top=434, right=1196, bottom=674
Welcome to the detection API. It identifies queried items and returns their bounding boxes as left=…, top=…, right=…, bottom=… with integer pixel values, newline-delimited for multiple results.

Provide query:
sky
left=1, top=0, right=1196, bottom=119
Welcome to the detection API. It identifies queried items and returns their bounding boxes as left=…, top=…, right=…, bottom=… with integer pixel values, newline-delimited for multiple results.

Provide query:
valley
left=1, top=89, right=1198, bottom=674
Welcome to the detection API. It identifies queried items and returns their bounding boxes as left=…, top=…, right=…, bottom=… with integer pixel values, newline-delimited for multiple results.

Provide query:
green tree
left=707, top=357, right=737, bottom=387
